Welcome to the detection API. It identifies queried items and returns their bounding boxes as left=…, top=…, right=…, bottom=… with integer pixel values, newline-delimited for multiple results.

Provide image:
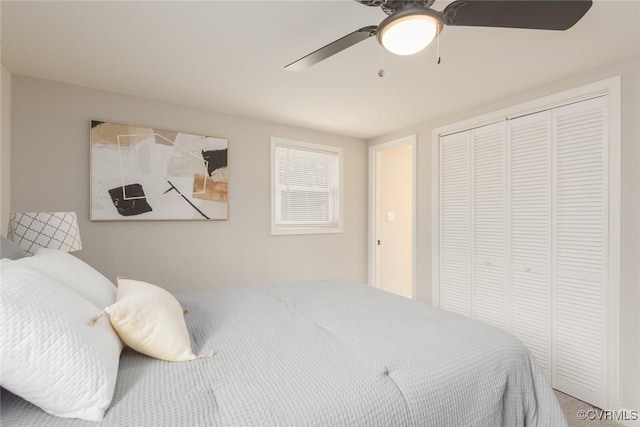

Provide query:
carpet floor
left=556, top=391, right=622, bottom=427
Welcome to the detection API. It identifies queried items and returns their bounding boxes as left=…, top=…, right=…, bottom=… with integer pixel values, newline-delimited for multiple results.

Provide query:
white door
left=472, top=122, right=508, bottom=329
left=370, top=138, right=415, bottom=298
left=552, top=96, right=609, bottom=409
left=440, top=130, right=472, bottom=314
left=508, top=110, right=553, bottom=381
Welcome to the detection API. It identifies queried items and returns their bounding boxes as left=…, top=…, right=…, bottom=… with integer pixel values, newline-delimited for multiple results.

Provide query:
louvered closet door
left=552, top=96, right=608, bottom=409
left=472, top=123, right=507, bottom=328
left=508, top=111, right=553, bottom=380
left=440, top=131, right=471, bottom=315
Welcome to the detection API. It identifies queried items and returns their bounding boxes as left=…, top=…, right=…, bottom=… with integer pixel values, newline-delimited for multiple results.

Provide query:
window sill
left=271, top=225, right=343, bottom=236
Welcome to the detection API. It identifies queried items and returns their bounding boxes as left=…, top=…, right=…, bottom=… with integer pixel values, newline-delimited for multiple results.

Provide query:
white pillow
left=104, top=278, right=209, bottom=362
left=16, top=248, right=116, bottom=308
left=0, top=260, right=122, bottom=421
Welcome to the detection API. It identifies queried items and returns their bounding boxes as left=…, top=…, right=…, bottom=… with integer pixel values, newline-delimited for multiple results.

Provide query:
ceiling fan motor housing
left=367, top=0, right=437, bottom=15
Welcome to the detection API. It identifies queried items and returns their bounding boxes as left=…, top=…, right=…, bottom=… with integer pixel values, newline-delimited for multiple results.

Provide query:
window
left=271, top=137, right=343, bottom=235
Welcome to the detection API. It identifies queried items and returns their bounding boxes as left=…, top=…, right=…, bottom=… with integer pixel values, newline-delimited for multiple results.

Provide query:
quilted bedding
left=0, top=280, right=566, bottom=426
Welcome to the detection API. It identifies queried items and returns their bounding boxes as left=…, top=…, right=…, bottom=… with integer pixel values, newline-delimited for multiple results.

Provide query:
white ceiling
left=2, top=1, right=639, bottom=139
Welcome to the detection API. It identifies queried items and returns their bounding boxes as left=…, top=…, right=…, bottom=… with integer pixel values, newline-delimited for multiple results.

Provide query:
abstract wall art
left=90, top=120, right=229, bottom=220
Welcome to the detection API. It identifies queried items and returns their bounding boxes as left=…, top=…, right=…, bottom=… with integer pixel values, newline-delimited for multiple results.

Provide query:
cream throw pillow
left=102, top=278, right=210, bottom=362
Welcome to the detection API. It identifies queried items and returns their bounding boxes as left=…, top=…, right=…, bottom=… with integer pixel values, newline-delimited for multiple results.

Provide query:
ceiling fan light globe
left=378, top=8, right=442, bottom=56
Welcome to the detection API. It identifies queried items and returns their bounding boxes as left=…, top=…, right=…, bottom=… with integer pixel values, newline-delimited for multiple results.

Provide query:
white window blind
left=271, top=138, right=343, bottom=235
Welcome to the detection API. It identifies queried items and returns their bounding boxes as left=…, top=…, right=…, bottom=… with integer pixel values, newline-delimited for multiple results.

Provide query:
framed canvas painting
left=90, top=120, right=229, bottom=220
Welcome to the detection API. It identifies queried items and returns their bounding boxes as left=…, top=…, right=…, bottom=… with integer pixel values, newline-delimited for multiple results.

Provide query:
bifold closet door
left=508, top=110, right=553, bottom=380
left=438, top=95, right=611, bottom=409
left=552, top=96, right=608, bottom=409
left=440, top=131, right=471, bottom=316
left=439, top=122, right=508, bottom=325
left=471, top=123, right=507, bottom=329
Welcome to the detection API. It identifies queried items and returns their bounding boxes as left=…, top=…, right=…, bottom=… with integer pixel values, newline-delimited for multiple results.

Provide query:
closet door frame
left=431, top=76, right=621, bottom=409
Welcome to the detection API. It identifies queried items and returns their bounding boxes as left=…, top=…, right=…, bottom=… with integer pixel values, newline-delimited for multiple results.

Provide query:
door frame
left=368, top=135, right=417, bottom=298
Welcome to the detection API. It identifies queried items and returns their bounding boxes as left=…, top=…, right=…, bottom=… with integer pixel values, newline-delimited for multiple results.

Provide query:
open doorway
left=369, top=135, right=416, bottom=298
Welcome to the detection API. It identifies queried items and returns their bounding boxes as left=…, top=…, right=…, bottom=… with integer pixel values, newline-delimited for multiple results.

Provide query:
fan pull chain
left=378, top=46, right=385, bottom=77
left=436, top=24, right=441, bottom=64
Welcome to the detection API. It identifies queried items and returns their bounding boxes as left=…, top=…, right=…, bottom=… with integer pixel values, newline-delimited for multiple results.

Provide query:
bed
left=1, top=278, right=566, bottom=426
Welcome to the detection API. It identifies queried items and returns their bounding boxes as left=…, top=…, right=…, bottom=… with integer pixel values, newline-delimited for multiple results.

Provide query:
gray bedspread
left=1, top=280, right=566, bottom=426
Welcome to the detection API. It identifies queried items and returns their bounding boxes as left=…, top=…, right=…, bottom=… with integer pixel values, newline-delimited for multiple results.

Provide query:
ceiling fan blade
left=285, top=26, right=377, bottom=71
left=442, top=0, right=593, bottom=30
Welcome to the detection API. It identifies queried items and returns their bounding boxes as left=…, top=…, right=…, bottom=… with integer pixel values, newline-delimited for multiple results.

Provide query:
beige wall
left=0, top=63, right=10, bottom=236
left=369, top=57, right=640, bottom=413
left=10, top=76, right=368, bottom=291
left=378, top=145, right=412, bottom=298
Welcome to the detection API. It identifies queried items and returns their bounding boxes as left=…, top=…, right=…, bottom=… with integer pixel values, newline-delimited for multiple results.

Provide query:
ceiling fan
left=285, top=0, right=593, bottom=71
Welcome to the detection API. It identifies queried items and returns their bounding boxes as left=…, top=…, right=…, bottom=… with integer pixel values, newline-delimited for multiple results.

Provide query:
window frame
left=271, top=137, right=344, bottom=235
